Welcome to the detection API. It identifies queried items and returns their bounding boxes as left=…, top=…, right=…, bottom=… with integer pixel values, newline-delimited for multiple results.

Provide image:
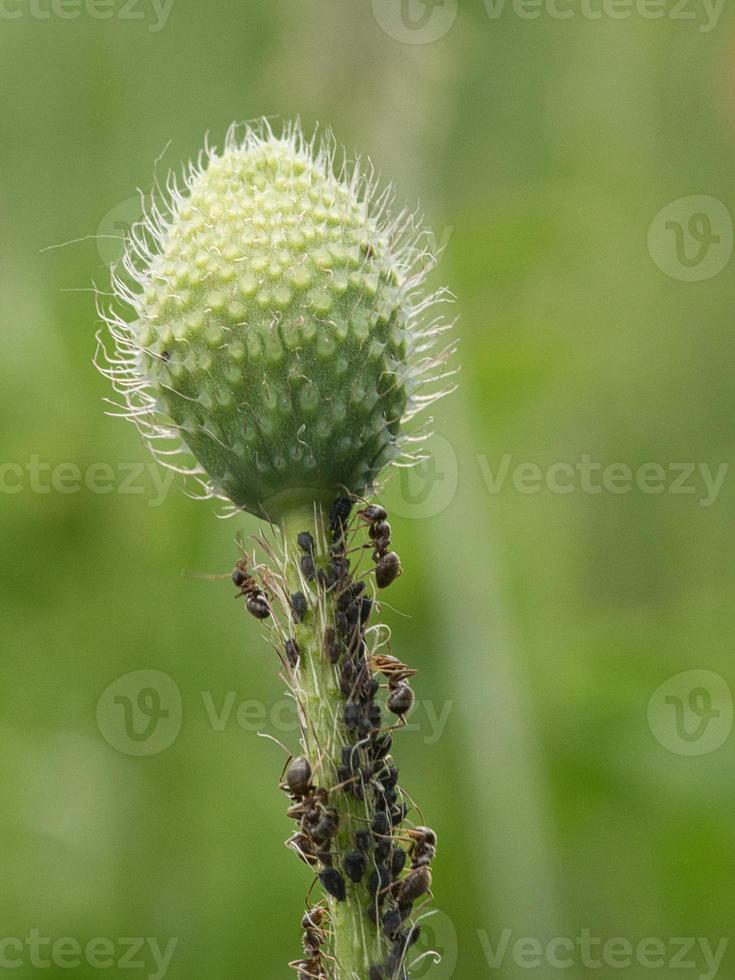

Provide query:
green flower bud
left=99, top=121, right=454, bottom=520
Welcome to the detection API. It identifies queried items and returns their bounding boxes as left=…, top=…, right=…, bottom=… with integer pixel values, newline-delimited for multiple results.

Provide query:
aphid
left=338, top=580, right=365, bottom=611
left=377, top=765, right=399, bottom=790
left=324, top=626, right=341, bottom=664
left=286, top=756, right=313, bottom=798
left=358, top=717, right=373, bottom=740
left=384, top=943, right=404, bottom=978
left=343, top=701, right=361, bottom=731
left=291, top=590, right=308, bottom=622
left=365, top=901, right=380, bottom=926
left=355, top=829, right=371, bottom=853
left=335, top=611, right=350, bottom=639
left=371, top=731, right=393, bottom=760
left=300, top=553, right=316, bottom=581
left=360, top=596, right=374, bottom=625
left=319, top=866, right=346, bottom=902
left=383, top=787, right=398, bottom=807
left=328, top=554, right=349, bottom=587
left=368, top=864, right=391, bottom=900
left=341, top=744, right=360, bottom=772
left=338, top=760, right=364, bottom=799
left=343, top=850, right=367, bottom=883
left=329, top=496, right=353, bottom=541
left=391, top=803, right=409, bottom=825
left=375, top=837, right=391, bottom=863
left=382, top=906, right=402, bottom=939
left=375, top=551, right=402, bottom=589
left=383, top=929, right=417, bottom=977
left=297, top=531, right=315, bottom=555
left=347, top=628, right=366, bottom=658
left=373, top=810, right=391, bottom=838
left=387, top=682, right=414, bottom=718
left=285, top=638, right=301, bottom=668
left=398, top=865, right=432, bottom=904
left=397, top=901, right=413, bottom=922
left=232, top=559, right=271, bottom=620
left=339, top=659, right=357, bottom=697
left=391, top=847, right=407, bottom=878
left=367, top=703, right=383, bottom=729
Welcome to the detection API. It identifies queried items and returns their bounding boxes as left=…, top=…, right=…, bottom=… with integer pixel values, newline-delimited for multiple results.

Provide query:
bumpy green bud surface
left=100, top=122, right=452, bottom=520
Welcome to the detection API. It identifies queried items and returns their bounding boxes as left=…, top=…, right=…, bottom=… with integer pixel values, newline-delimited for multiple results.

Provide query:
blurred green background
left=1, top=1, right=734, bottom=977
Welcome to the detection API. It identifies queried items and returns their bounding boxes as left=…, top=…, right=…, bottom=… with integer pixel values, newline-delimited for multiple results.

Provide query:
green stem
left=282, top=505, right=385, bottom=979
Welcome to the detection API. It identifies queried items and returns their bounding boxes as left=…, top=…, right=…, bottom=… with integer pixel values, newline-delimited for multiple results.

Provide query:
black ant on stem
left=288, top=905, right=335, bottom=979
left=232, top=558, right=271, bottom=620
left=181, top=552, right=272, bottom=620
left=358, top=505, right=402, bottom=589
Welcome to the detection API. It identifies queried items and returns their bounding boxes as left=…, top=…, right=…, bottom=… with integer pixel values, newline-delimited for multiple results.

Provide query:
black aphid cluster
left=279, top=498, right=435, bottom=980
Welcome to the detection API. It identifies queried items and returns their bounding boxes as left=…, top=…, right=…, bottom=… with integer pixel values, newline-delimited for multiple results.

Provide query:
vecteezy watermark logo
left=390, top=434, right=459, bottom=520
left=648, top=196, right=733, bottom=282
left=476, top=454, right=730, bottom=507
left=97, top=670, right=183, bottom=756
left=478, top=929, right=729, bottom=977
left=483, top=0, right=726, bottom=33
left=0, top=456, right=175, bottom=507
left=0, top=0, right=177, bottom=32
left=201, top=691, right=454, bottom=745
left=648, top=670, right=733, bottom=757
left=95, top=676, right=453, bottom=750
left=0, top=931, right=177, bottom=979
left=371, top=0, right=458, bottom=44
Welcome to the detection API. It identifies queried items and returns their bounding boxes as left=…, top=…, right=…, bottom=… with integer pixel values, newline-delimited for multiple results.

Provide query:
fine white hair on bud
left=96, top=118, right=457, bottom=521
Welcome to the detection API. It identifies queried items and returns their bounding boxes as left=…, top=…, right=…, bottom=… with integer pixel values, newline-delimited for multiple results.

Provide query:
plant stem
left=281, top=504, right=384, bottom=978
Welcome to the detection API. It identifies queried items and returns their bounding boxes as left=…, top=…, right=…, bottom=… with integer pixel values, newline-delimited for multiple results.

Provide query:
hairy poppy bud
left=98, top=120, right=454, bottom=520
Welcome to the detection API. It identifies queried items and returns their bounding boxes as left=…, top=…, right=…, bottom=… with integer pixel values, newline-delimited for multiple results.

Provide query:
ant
left=358, top=504, right=402, bottom=589
left=390, top=825, right=436, bottom=906
left=289, top=952, right=327, bottom=980
left=289, top=904, right=336, bottom=979
left=371, top=654, right=417, bottom=685
left=387, top=680, right=414, bottom=721
left=286, top=832, right=319, bottom=869
left=405, top=826, right=437, bottom=868
left=232, top=559, right=271, bottom=620
left=371, top=654, right=415, bottom=725
left=284, top=756, right=314, bottom=798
